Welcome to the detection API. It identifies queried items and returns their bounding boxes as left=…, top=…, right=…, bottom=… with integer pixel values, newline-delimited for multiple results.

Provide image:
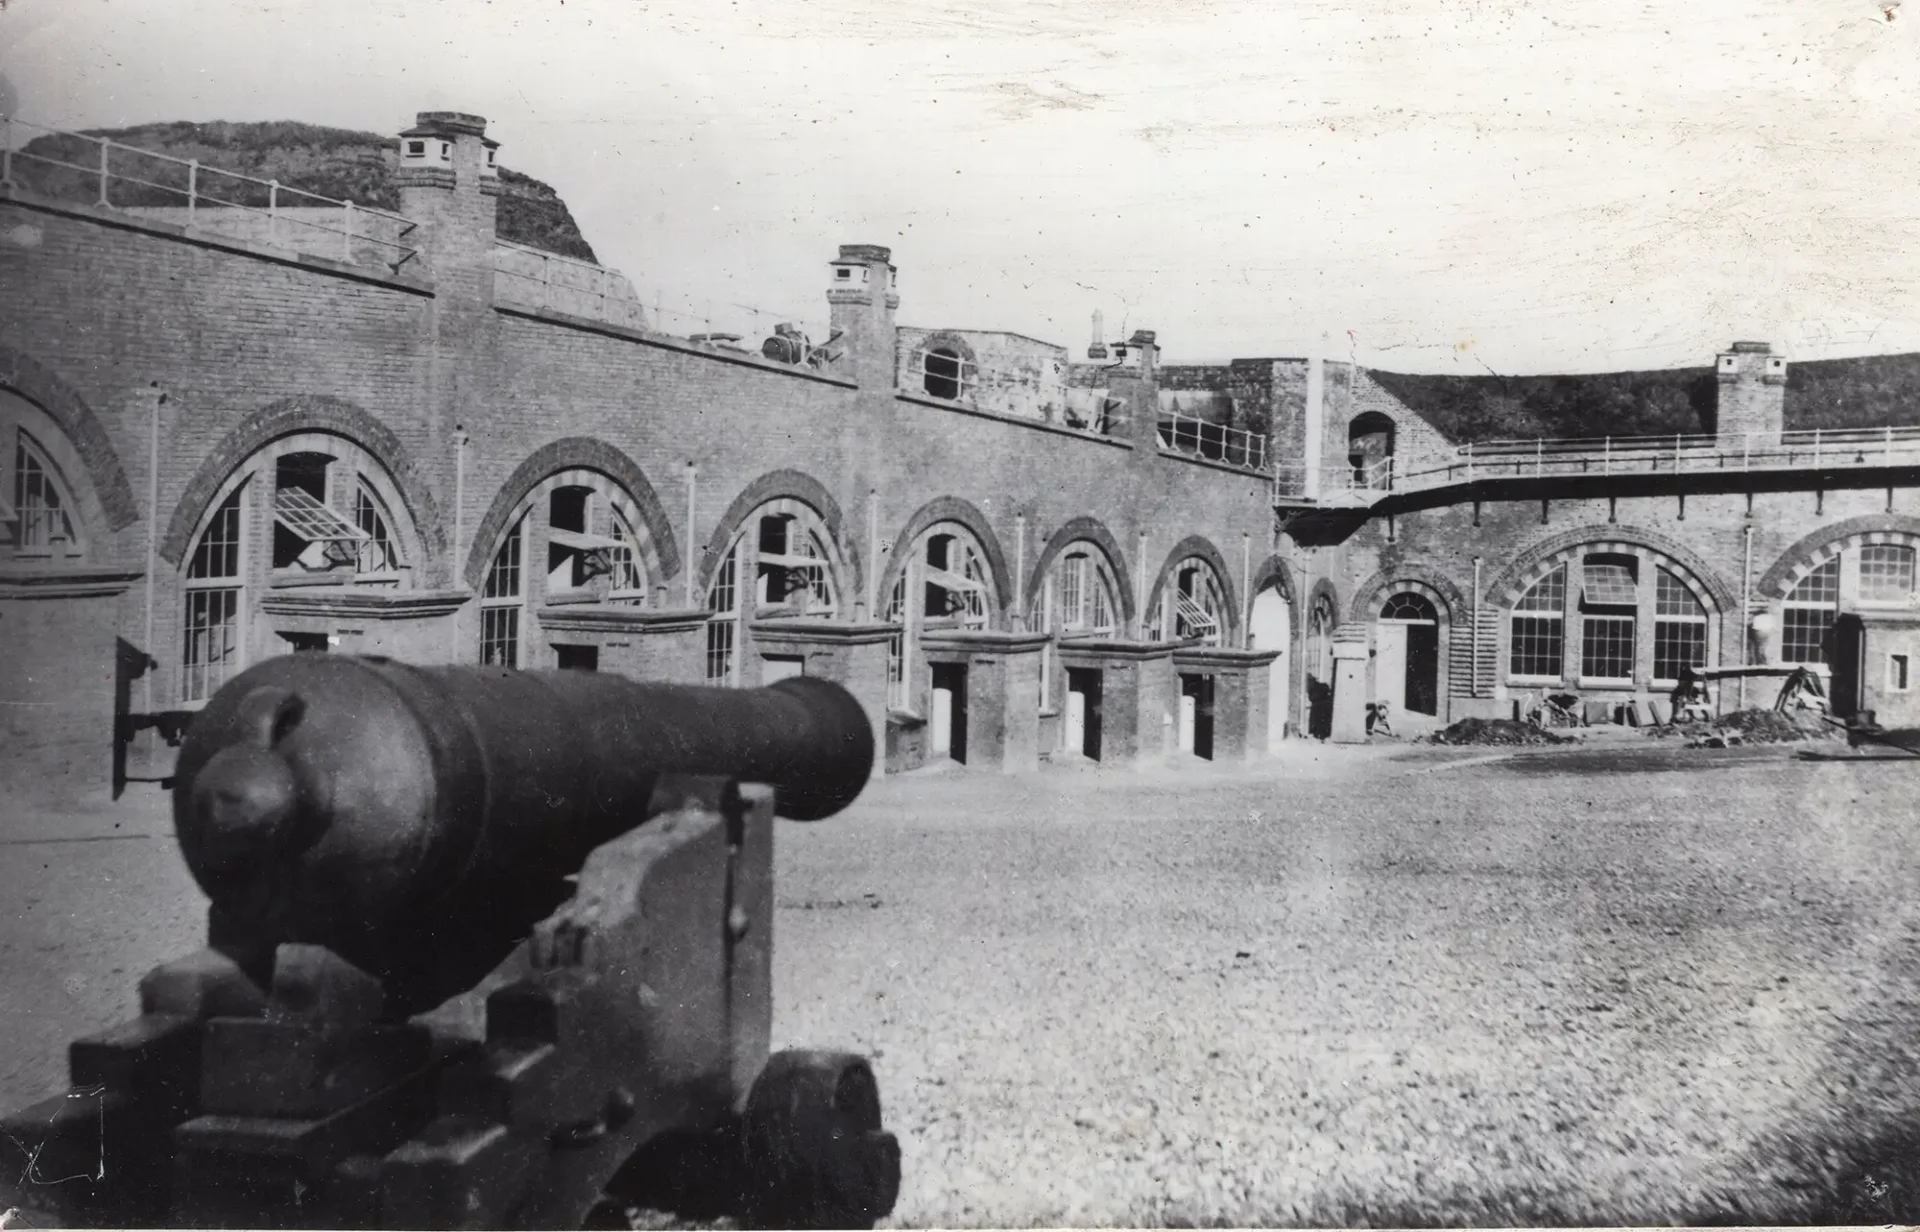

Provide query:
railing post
left=1814, top=428, right=1822, bottom=467
left=1887, top=425, right=1895, bottom=463
left=98, top=138, right=110, bottom=206
left=269, top=179, right=279, bottom=246
left=542, top=254, right=553, bottom=311
left=1535, top=438, right=1543, bottom=476
left=1743, top=432, right=1751, bottom=472
left=1674, top=433, right=1682, bottom=474
left=597, top=267, right=607, bottom=319
left=1603, top=436, right=1611, bottom=475
left=1, top=115, right=13, bottom=188
left=187, top=159, right=198, bottom=223
left=342, top=199, right=354, bottom=263
left=1466, top=444, right=1475, bottom=484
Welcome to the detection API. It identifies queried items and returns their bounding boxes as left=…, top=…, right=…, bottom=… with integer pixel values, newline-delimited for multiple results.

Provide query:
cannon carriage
left=0, top=656, right=900, bottom=1229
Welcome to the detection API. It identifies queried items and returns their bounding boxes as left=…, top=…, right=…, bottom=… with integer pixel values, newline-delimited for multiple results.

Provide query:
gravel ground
left=773, top=742, right=1920, bottom=1227
left=8, top=744, right=1920, bottom=1226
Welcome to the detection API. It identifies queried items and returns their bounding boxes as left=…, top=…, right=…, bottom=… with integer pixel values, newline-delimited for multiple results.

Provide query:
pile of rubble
left=1430, top=718, right=1571, bottom=747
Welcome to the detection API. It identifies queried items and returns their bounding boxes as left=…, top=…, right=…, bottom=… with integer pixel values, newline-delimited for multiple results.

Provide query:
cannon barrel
left=172, top=655, right=873, bottom=982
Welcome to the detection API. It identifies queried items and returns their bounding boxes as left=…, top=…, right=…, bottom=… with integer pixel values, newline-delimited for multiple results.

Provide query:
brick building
left=4, top=108, right=1918, bottom=801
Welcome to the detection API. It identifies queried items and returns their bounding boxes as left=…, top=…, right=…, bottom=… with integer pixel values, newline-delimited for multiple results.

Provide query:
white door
left=1374, top=623, right=1408, bottom=713
left=930, top=685, right=953, bottom=755
left=1250, top=586, right=1291, bottom=749
left=1064, top=685, right=1087, bottom=757
left=1178, top=691, right=1196, bottom=752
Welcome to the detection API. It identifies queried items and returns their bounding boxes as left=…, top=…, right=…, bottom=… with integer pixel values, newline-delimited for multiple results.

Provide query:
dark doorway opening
left=281, top=631, right=331, bottom=653
left=931, top=661, right=968, bottom=764
left=555, top=644, right=600, bottom=671
left=1406, top=622, right=1439, bottom=715
left=1066, top=666, right=1103, bottom=761
left=1831, top=614, right=1865, bottom=718
left=1180, top=673, right=1216, bottom=760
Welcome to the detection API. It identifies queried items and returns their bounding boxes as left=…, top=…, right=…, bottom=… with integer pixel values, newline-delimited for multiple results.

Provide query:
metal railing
left=1273, top=426, right=1920, bottom=504
left=1156, top=410, right=1269, bottom=471
left=491, top=240, right=648, bottom=329
left=1, top=114, right=419, bottom=273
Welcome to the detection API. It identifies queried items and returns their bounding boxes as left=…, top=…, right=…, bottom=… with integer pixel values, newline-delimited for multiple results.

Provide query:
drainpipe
left=142, top=385, right=164, bottom=713
left=1241, top=532, right=1252, bottom=648
left=1136, top=531, right=1149, bottom=639
left=1740, top=524, right=1754, bottom=710
left=683, top=464, right=698, bottom=609
left=1471, top=557, right=1485, bottom=697
left=1013, top=512, right=1027, bottom=628
left=866, top=489, right=879, bottom=621
left=450, top=426, right=468, bottom=662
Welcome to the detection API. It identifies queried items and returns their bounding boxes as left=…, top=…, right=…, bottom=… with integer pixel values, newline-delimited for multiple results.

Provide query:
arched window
left=1029, top=544, right=1122, bottom=711
left=475, top=469, right=657, bottom=666
left=183, top=487, right=245, bottom=702
left=9, top=429, right=82, bottom=559
left=705, top=499, right=841, bottom=686
left=1155, top=557, right=1226, bottom=645
left=177, top=432, right=419, bottom=701
left=884, top=524, right=996, bottom=710
left=912, top=340, right=976, bottom=402
left=1380, top=592, right=1437, bottom=623
left=1653, top=567, right=1708, bottom=683
left=1509, top=565, right=1566, bottom=680
left=1859, top=544, right=1915, bottom=602
left=1782, top=557, right=1840, bottom=665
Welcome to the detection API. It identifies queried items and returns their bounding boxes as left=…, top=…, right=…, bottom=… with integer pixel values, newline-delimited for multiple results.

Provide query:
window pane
left=355, top=483, right=398, bottom=573
left=1654, top=619, right=1706, bottom=681
left=182, top=587, right=240, bottom=701
left=1860, top=545, right=1915, bottom=601
left=1509, top=614, right=1563, bottom=677
left=1655, top=568, right=1703, bottom=617
left=705, top=618, right=735, bottom=683
left=484, top=521, right=523, bottom=599
left=15, top=440, right=75, bottom=550
left=480, top=605, right=519, bottom=667
left=1787, top=557, right=1840, bottom=605
left=1782, top=606, right=1832, bottom=664
left=1582, top=614, right=1635, bottom=679
left=1515, top=565, right=1565, bottom=613
left=189, top=490, right=244, bottom=580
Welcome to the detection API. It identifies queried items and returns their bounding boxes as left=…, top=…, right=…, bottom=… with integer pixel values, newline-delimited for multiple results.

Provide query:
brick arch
left=1756, top=514, right=1920, bottom=600
left=1248, top=553, right=1296, bottom=607
left=876, top=496, right=1013, bottom=620
left=160, top=396, right=446, bottom=569
left=463, top=438, right=681, bottom=589
left=700, top=469, right=859, bottom=600
left=0, top=341, right=138, bottom=531
left=1306, top=578, right=1341, bottom=628
left=911, top=331, right=977, bottom=366
left=1347, top=564, right=1467, bottom=625
left=1143, top=535, right=1241, bottom=643
left=1025, top=515, right=1135, bottom=624
left=1486, top=523, right=1737, bottom=615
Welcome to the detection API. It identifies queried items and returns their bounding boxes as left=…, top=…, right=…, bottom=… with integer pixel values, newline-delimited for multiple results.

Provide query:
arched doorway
left=1249, top=583, right=1291, bottom=747
left=1376, top=592, right=1439, bottom=716
left=1305, top=592, right=1337, bottom=738
left=1347, top=412, right=1396, bottom=490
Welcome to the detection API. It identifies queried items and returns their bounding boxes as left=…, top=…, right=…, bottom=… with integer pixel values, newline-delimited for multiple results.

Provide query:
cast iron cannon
left=0, top=656, right=901, bottom=1229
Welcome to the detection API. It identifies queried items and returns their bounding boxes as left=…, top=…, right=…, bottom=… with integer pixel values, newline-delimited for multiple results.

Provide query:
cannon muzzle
left=172, top=656, right=872, bottom=991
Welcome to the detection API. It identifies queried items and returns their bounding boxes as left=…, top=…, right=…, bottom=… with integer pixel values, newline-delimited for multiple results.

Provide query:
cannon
left=0, top=655, right=901, bottom=1229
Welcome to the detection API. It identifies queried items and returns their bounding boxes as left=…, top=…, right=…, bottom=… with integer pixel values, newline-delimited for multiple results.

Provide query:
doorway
left=1376, top=592, right=1440, bottom=716
left=281, top=631, right=330, bottom=653
left=555, top=644, right=599, bottom=671
left=1179, top=673, right=1215, bottom=759
left=1250, top=584, right=1291, bottom=748
left=930, top=661, right=968, bottom=764
left=1832, top=614, right=1865, bottom=718
left=1064, top=667, right=1103, bottom=760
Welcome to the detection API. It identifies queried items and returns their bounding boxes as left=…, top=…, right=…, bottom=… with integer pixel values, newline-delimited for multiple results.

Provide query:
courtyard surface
left=7, top=740, right=1920, bottom=1226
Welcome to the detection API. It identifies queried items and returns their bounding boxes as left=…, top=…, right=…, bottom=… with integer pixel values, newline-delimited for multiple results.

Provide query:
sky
left=3, top=0, right=1917, bottom=375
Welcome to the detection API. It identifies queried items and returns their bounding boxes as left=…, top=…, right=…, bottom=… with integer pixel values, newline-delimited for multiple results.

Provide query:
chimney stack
left=826, top=244, right=899, bottom=389
left=1714, top=341, right=1786, bottom=445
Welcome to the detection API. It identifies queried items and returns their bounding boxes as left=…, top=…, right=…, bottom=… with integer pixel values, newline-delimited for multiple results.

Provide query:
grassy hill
left=15, top=120, right=598, bottom=262
left=1370, top=352, right=1920, bottom=443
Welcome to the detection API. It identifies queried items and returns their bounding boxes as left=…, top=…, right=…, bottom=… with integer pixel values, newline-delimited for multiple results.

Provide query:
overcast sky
left=5, top=0, right=1917, bottom=374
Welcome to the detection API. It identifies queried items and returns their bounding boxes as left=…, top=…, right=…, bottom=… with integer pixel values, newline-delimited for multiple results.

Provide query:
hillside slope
left=15, top=120, right=598, bottom=262
left=1370, top=352, right=1920, bottom=444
